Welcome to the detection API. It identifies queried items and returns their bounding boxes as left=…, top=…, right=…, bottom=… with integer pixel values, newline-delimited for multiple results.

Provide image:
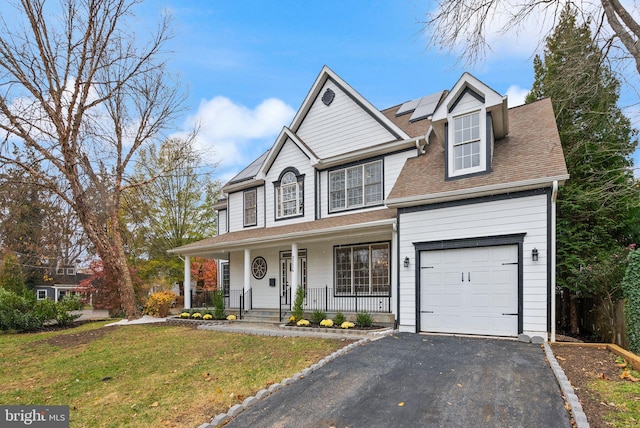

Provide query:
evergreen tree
left=0, top=253, right=26, bottom=295
left=526, top=6, right=640, bottom=334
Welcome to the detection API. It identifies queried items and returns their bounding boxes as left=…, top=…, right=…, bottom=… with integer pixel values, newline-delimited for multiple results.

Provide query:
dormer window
left=275, top=168, right=304, bottom=220
left=453, top=111, right=481, bottom=171
left=447, top=107, right=489, bottom=178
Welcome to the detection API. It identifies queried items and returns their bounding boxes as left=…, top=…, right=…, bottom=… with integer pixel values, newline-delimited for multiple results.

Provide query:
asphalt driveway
left=224, top=333, right=571, bottom=428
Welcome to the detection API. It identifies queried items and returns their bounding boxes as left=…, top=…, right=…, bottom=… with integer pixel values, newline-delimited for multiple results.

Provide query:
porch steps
left=241, top=309, right=285, bottom=323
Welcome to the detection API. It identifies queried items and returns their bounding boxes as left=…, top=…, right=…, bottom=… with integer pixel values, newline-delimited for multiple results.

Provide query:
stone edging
left=196, top=337, right=371, bottom=428
left=543, top=342, right=590, bottom=428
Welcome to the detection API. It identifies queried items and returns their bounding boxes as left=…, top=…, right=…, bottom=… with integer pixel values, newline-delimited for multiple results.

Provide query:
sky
left=134, top=0, right=640, bottom=182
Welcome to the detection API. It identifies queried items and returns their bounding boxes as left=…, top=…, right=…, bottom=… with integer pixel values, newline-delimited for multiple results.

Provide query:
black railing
left=239, top=288, right=252, bottom=320
left=303, top=286, right=391, bottom=313
left=195, top=286, right=390, bottom=314
left=191, top=289, right=243, bottom=309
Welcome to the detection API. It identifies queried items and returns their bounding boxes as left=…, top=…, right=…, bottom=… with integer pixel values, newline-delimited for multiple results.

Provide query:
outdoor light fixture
left=532, top=248, right=539, bottom=261
left=404, top=256, right=410, bottom=268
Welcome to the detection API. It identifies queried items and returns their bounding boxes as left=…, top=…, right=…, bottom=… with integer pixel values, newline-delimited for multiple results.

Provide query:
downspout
left=551, top=180, right=558, bottom=342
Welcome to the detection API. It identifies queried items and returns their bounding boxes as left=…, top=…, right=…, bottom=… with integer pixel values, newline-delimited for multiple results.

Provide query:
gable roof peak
left=289, top=66, right=410, bottom=140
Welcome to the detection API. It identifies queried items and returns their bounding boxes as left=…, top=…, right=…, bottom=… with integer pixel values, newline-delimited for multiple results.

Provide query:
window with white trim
left=221, top=263, right=230, bottom=297
left=453, top=111, right=481, bottom=172
left=329, top=160, right=382, bottom=212
left=334, top=242, right=389, bottom=295
left=276, top=171, right=303, bottom=219
left=37, top=289, right=47, bottom=300
left=244, top=189, right=257, bottom=227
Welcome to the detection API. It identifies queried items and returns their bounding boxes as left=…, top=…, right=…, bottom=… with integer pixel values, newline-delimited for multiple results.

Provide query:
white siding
left=451, top=91, right=483, bottom=114
left=227, top=186, right=265, bottom=232
left=398, top=194, right=549, bottom=336
left=297, top=80, right=398, bottom=159
left=265, top=139, right=315, bottom=227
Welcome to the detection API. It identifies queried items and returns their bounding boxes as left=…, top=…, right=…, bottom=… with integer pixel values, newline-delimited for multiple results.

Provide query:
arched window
left=276, top=170, right=303, bottom=219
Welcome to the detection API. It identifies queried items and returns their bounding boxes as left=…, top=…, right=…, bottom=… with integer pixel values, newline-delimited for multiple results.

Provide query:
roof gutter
left=315, top=136, right=424, bottom=169
left=386, top=174, right=569, bottom=208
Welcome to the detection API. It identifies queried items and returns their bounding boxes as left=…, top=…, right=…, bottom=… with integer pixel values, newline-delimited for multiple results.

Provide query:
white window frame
left=329, top=160, right=383, bottom=213
left=37, top=289, right=47, bottom=300
left=243, top=189, right=257, bottom=227
left=448, top=109, right=486, bottom=177
left=276, top=171, right=303, bottom=219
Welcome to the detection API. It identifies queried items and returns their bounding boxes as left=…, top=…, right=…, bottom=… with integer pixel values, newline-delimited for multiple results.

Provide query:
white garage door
left=419, top=245, right=518, bottom=336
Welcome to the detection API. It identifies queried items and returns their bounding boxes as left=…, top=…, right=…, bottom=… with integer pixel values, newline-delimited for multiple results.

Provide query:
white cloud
left=178, top=97, right=295, bottom=176
left=506, top=85, right=529, bottom=107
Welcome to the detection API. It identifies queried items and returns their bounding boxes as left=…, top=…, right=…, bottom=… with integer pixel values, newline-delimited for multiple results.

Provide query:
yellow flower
left=296, top=319, right=310, bottom=327
left=191, top=312, right=202, bottom=319
left=180, top=312, right=190, bottom=318
left=340, top=321, right=355, bottom=329
left=203, top=314, right=213, bottom=320
left=226, top=315, right=236, bottom=320
left=289, top=315, right=296, bottom=322
left=320, top=319, right=334, bottom=327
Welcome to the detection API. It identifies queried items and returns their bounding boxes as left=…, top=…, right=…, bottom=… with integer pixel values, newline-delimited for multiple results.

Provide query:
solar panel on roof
left=396, top=91, right=445, bottom=122
left=396, top=98, right=421, bottom=116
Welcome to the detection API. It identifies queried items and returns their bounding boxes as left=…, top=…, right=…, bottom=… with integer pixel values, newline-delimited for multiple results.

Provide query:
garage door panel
left=420, top=245, right=519, bottom=336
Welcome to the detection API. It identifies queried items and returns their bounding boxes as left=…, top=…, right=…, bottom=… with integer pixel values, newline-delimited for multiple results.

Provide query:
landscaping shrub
left=0, top=289, right=81, bottom=331
left=291, top=287, right=305, bottom=321
left=310, top=310, right=326, bottom=324
left=622, top=249, right=640, bottom=354
left=213, top=289, right=226, bottom=319
left=356, top=311, right=373, bottom=327
left=333, top=311, right=346, bottom=325
left=143, top=291, right=176, bottom=317
left=53, top=295, right=82, bottom=326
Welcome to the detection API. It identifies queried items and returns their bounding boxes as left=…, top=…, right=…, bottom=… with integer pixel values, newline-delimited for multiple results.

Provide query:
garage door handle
left=468, top=272, right=471, bottom=282
left=461, top=272, right=464, bottom=282
left=421, top=311, right=434, bottom=314
left=502, top=313, right=518, bottom=316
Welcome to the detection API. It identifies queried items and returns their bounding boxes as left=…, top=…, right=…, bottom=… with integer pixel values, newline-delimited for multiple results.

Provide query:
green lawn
left=0, top=321, right=350, bottom=427
left=590, top=365, right=640, bottom=427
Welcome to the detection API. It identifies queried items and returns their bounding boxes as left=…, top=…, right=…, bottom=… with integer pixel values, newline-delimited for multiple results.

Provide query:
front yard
left=0, top=321, right=351, bottom=427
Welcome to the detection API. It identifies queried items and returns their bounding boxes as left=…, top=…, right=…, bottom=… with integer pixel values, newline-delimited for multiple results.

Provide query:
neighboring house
left=169, top=66, right=568, bottom=339
left=34, top=265, right=91, bottom=303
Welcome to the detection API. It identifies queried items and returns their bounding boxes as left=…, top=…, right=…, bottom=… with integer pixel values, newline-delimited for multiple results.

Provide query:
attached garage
left=416, top=236, right=524, bottom=337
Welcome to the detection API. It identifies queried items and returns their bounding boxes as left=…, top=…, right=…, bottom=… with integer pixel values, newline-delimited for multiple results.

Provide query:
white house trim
left=386, top=175, right=569, bottom=208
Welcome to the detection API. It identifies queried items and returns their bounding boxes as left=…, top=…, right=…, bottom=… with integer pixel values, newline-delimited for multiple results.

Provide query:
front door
left=280, top=250, right=307, bottom=306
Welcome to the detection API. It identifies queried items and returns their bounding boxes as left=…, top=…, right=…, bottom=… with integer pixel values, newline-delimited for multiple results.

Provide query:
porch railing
left=303, top=286, right=391, bottom=313
left=239, top=288, right=252, bottom=319
left=192, top=286, right=390, bottom=313
left=191, top=289, right=243, bottom=309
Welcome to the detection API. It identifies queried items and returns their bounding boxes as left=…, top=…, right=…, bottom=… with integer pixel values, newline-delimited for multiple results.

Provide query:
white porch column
left=291, top=243, right=299, bottom=299
left=184, top=256, right=191, bottom=309
left=244, top=249, right=251, bottom=293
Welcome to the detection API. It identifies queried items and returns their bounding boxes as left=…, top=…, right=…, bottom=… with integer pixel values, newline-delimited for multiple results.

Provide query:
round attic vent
left=321, top=88, right=335, bottom=106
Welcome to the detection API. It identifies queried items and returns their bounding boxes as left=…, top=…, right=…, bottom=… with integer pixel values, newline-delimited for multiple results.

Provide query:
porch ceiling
left=169, top=208, right=397, bottom=257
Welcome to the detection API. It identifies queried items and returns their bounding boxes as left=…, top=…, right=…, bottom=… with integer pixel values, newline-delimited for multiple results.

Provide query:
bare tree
left=0, top=0, right=189, bottom=319
left=426, top=0, right=640, bottom=75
